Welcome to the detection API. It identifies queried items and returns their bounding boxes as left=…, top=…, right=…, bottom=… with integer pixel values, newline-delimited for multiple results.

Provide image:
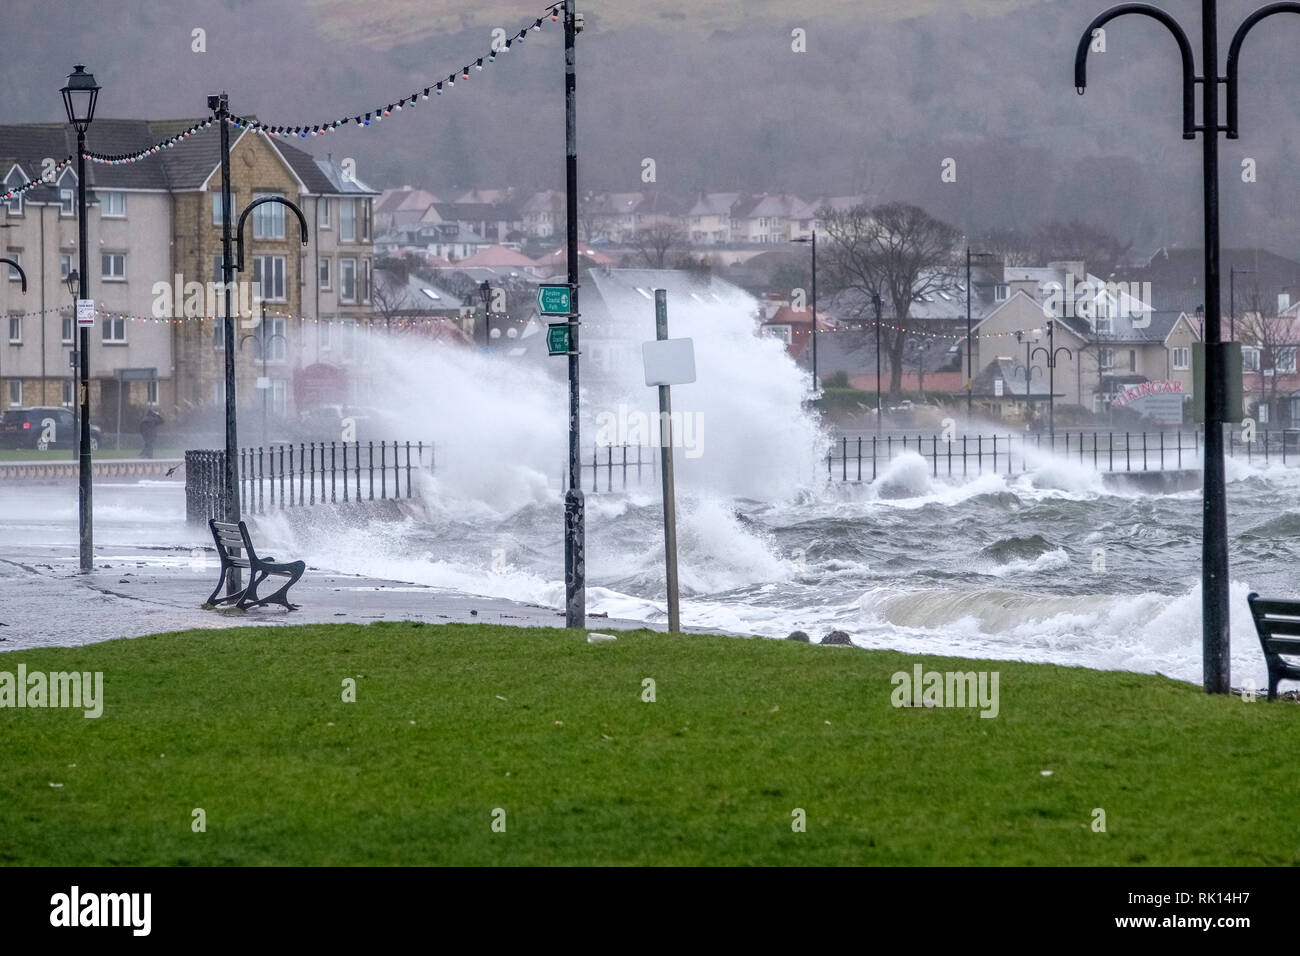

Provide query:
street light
left=1032, top=319, right=1072, bottom=444
left=791, top=232, right=818, bottom=393
left=61, top=63, right=99, bottom=574
left=966, top=248, right=999, bottom=419
left=240, top=303, right=285, bottom=446
left=479, top=279, right=493, bottom=348
left=872, top=291, right=883, bottom=431
left=1014, top=328, right=1043, bottom=416
left=1076, top=0, right=1300, bottom=697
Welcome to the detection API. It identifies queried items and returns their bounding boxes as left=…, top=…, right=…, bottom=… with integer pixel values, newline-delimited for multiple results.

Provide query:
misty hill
left=4, top=0, right=1299, bottom=255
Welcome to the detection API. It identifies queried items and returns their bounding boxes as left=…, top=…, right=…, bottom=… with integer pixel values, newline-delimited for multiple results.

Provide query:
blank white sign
left=642, top=337, right=696, bottom=387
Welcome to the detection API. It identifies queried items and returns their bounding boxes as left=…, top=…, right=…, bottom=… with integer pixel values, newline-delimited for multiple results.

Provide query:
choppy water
left=4, top=287, right=1296, bottom=692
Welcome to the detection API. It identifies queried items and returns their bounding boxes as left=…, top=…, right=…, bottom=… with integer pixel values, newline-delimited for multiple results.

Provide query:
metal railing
left=186, top=441, right=433, bottom=523
left=576, top=443, right=658, bottom=493
left=825, top=428, right=1300, bottom=481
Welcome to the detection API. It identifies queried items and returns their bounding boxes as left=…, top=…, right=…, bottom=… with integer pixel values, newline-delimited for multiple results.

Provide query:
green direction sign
left=547, top=323, right=572, bottom=356
left=538, top=284, right=572, bottom=316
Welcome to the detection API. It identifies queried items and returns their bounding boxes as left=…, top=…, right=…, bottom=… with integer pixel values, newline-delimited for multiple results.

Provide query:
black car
left=0, top=407, right=101, bottom=450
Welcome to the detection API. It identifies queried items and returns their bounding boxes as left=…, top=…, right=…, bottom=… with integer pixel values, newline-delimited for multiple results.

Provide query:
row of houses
left=373, top=186, right=868, bottom=256
left=764, top=252, right=1300, bottom=425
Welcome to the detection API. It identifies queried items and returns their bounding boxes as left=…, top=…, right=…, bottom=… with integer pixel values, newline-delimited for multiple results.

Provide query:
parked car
left=0, top=406, right=101, bottom=450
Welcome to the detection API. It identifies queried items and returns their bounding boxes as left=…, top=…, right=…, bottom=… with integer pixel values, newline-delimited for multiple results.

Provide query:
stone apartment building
left=1, top=122, right=173, bottom=436
left=0, top=118, right=376, bottom=436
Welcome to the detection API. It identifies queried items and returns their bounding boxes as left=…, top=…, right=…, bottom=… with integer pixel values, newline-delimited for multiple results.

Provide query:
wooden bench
left=204, top=519, right=305, bottom=611
left=1247, top=593, right=1300, bottom=699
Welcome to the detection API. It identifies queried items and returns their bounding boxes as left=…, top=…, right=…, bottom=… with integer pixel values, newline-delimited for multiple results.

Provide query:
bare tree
left=1239, top=287, right=1300, bottom=421
left=371, top=271, right=413, bottom=332
left=820, top=202, right=962, bottom=394
left=1029, top=220, right=1132, bottom=276
left=630, top=221, right=688, bottom=270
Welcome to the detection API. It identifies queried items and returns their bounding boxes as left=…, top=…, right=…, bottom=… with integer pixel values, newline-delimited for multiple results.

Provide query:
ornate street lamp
left=61, top=64, right=99, bottom=573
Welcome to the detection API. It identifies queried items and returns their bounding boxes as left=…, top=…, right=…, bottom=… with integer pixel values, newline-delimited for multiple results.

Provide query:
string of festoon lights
left=2, top=5, right=561, bottom=198
left=84, top=118, right=218, bottom=166
left=225, top=6, right=563, bottom=140
left=817, top=321, right=1070, bottom=340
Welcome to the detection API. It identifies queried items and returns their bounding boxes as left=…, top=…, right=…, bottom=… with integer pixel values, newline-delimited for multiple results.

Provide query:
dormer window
left=4, top=167, right=25, bottom=216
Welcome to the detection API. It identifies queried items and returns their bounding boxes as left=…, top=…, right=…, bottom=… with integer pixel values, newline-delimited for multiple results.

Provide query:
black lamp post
left=1076, top=0, right=1300, bottom=696
left=1014, top=328, right=1043, bottom=409
left=1032, top=319, right=1072, bottom=444
left=873, top=291, right=883, bottom=431
left=479, top=279, right=493, bottom=348
left=61, top=64, right=99, bottom=574
left=964, top=248, right=1001, bottom=420
left=791, top=231, right=818, bottom=392
left=239, top=303, right=285, bottom=446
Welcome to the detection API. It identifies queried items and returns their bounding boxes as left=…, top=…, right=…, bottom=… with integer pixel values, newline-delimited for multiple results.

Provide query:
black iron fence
left=580, top=443, right=658, bottom=493
left=186, top=441, right=433, bottom=524
left=826, top=428, right=1300, bottom=481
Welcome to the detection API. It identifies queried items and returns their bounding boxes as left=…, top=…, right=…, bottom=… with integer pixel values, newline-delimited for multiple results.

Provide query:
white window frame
left=3, top=168, right=23, bottom=216
left=102, top=315, right=126, bottom=343
left=339, top=257, right=357, bottom=303
left=1243, top=346, right=1261, bottom=372
left=264, top=316, right=287, bottom=364
left=994, top=284, right=1009, bottom=302
left=317, top=198, right=331, bottom=229
left=147, top=380, right=159, bottom=406
left=7, top=379, right=21, bottom=406
left=1277, top=347, right=1297, bottom=375
left=59, top=252, right=73, bottom=279
left=61, top=311, right=74, bottom=344
left=1172, top=347, right=1190, bottom=371
left=101, top=252, right=126, bottom=282
left=252, top=192, right=286, bottom=240
left=8, top=313, right=21, bottom=343
left=1099, top=347, right=1114, bottom=371
left=253, top=255, right=286, bottom=302
left=340, top=199, right=356, bottom=242
left=270, top=379, right=287, bottom=416
left=62, top=379, right=74, bottom=407
left=318, top=256, right=332, bottom=290
left=7, top=250, right=22, bottom=281
left=212, top=191, right=237, bottom=226
left=100, top=190, right=126, bottom=218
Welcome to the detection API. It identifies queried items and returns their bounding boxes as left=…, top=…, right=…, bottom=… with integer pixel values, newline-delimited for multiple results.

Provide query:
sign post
left=644, top=290, right=696, bottom=634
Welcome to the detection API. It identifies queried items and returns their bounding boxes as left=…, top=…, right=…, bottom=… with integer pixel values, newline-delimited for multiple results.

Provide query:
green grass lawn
left=0, top=448, right=182, bottom=461
left=1, top=623, right=1295, bottom=866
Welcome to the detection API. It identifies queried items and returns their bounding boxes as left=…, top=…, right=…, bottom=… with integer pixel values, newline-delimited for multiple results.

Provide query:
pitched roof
left=454, top=245, right=539, bottom=268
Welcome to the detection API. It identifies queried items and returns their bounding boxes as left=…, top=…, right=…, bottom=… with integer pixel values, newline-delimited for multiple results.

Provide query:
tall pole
left=214, top=92, right=241, bottom=595
left=654, top=289, right=680, bottom=634
left=1199, top=0, right=1230, bottom=694
left=563, top=0, right=585, bottom=630
left=810, top=230, right=818, bottom=393
left=966, top=246, right=973, bottom=418
left=874, top=292, right=882, bottom=432
left=261, top=302, right=268, bottom=446
left=1047, top=321, right=1055, bottom=440
left=76, top=131, right=92, bottom=572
